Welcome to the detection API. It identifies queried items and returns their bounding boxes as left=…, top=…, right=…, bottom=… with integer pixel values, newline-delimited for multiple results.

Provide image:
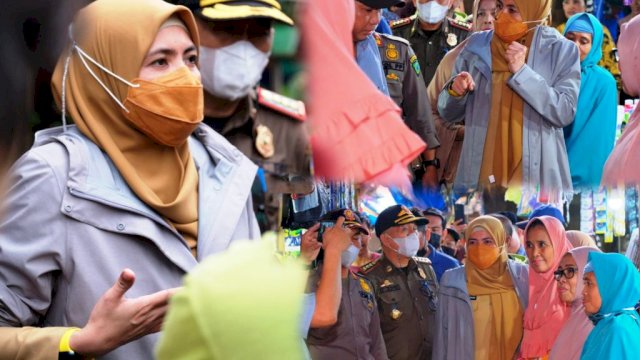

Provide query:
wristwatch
left=422, top=158, right=441, bottom=169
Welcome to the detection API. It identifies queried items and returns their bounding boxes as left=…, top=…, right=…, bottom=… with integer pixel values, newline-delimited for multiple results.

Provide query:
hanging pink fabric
left=601, top=15, right=640, bottom=185
left=301, top=0, right=425, bottom=184
left=520, top=216, right=573, bottom=358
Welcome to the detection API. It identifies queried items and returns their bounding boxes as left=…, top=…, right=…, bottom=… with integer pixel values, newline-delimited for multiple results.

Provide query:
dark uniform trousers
left=361, top=256, right=439, bottom=360
left=306, top=269, right=388, bottom=360
left=203, top=87, right=313, bottom=232
left=373, top=32, right=439, bottom=150
left=392, top=15, right=471, bottom=87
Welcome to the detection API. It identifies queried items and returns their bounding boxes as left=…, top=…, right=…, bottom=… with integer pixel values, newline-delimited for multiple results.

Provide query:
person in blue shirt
left=414, top=208, right=460, bottom=281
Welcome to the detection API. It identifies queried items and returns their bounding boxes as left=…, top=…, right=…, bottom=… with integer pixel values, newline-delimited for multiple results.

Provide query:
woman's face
left=467, top=229, right=497, bottom=248
left=556, top=253, right=579, bottom=304
left=525, top=225, right=555, bottom=273
left=475, top=0, right=499, bottom=31
left=565, top=31, right=593, bottom=62
left=562, top=0, right=586, bottom=19
left=138, top=25, right=200, bottom=81
left=497, top=0, right=523, bottom=22
left=582, top=271, right=602, bottom=314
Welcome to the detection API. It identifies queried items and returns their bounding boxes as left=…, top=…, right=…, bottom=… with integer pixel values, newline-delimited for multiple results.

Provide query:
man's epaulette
left=257, top=87, right=306, bottom=121
left=412, top=256, right=433, bottom=265
left=377, top=32, right=411, bottom=47
left=390, top=14, right=416, bottom=29
left=448, top=16, right=472, bottom=32
left=360, top=258, right=381, bottom=274
left=373, top=32, right=383, bottom=47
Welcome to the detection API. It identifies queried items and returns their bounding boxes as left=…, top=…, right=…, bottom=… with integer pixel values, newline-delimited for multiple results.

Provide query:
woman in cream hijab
left=433, top=215, right=529, bottom=360
left=0, top=0, right=258, bottom=358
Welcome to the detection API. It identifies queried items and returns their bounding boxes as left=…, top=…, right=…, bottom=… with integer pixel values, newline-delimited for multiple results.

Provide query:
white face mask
left=417, top=1, right=449, bottom=24
left=341, top=245, right=360, bottom=268
left=198, top=41, right=271, bottom=101
left=392, top=232, right=421, bottom=258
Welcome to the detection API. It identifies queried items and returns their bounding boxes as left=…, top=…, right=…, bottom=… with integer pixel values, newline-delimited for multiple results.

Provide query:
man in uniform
left=360, top=205, right=439, bottom=360
left=178, top=0, right=312, bottom=232
left=305, top=209, right=387, bottom=359
left=391, top=0, right=472, bottom=87
left=354, top=0, right=441, bottom=187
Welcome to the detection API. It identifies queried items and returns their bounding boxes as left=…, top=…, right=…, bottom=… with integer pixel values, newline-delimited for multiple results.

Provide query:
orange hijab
left=480, top=0, right=551, bottom=189
left=521, top=215, right=572, bottom=358
left=51, top=0, right=201, bottom=253
left=465, top=216, right=524, bottom=360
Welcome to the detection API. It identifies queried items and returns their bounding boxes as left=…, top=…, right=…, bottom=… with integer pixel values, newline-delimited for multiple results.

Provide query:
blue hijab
left=580, top=252, right=640, bottom=360
left=356, top=34, right=389, bottom=96
left=562, top=13, right=617, bottom=189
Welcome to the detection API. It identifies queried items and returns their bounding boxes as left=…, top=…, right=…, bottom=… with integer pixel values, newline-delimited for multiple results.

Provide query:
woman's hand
left=70, top=269, right=179, bottom=356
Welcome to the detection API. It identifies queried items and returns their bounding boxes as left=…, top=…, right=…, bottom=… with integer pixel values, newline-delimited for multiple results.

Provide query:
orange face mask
left=123, top=66, right=203, bottom=147
left=494, top=12, right=532, bottom=43
left=467, top=243, right=501, bottom=269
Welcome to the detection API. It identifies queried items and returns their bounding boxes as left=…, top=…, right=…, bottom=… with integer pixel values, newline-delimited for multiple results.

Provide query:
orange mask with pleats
left=123, top=66, right=203, bottom=147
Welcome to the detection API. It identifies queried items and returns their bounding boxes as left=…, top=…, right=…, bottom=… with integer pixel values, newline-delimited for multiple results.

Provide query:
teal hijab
left=580, top=252, right=640, bottom=360
left=562, top=13, right=617, bottom=189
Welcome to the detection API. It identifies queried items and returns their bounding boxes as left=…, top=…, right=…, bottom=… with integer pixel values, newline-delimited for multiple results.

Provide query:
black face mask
left=441, top=246, right=456, bottom=257
left=429, top=233, right=441, bottom=248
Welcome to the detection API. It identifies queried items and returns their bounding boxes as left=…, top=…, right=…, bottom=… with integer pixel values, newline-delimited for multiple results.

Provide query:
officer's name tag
left=380, top=284, right=401, bottom=293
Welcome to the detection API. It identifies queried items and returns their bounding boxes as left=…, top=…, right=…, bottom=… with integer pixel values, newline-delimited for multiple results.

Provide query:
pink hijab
left=301, top=0, right=425, bottom=184
left=549, top=246, right=602, bottom=360
left=520, top=216, right=573, bottom=358
left=601, top=14, right=640, bottom=185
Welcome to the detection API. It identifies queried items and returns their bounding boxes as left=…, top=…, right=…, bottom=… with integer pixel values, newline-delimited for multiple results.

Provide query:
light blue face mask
left=417, top=1, right=449, bottom=24
left=341, top=244, right=360, bottom=268
left=393, top=231, right=421, bottom=257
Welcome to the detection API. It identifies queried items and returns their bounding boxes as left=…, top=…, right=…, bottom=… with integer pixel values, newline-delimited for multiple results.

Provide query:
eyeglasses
left=553, top=267, right=578, bottom=281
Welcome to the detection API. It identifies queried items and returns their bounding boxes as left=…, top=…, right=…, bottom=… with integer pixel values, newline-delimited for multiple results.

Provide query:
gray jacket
left=0, top=124, right=260, bottom=359
left=432, top=260, right=529, bottom=360
left=438, top=27, right=580, bottom=200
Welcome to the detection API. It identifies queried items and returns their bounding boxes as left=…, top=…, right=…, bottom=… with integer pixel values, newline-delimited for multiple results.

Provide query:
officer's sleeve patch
left=409, top=55, right=421, bottom=76
left=257, top=87, right=306, bottom=121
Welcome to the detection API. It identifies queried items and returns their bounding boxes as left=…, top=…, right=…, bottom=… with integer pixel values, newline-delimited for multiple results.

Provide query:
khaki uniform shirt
left=204, top=87, right=313, bottom=231
left=391, top=15, right=471, bottom=87
left=306, top=270, right=388, bottom=360
left=361, top=256, right=439, bottom=360
left=374, top=32, right=439, bottom=149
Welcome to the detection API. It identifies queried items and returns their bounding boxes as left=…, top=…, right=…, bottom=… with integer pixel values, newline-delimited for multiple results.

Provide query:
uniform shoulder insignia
left=373, top=32, right=383, bottom=47
left=412, top=256, right=432, bottom=264
left=360, top=258, right=381, bottom=274
left=257, top=87, right=306, bottom=121
left=378, top=32, right=410, bottom=47
left=448, top=16, right=472, bottom=32
left=390, top=15, right=415, bottom=29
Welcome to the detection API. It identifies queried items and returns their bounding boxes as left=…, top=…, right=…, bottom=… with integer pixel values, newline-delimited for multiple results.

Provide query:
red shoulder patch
left=257, top=87, right=306, bottom=121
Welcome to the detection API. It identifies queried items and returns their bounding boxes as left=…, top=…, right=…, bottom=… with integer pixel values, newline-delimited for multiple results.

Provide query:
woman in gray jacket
left=0, top=0, right=259, bottom=358
left=432, top=216, right=528, bottom=360
left=438, top=0, right=580, bottom=203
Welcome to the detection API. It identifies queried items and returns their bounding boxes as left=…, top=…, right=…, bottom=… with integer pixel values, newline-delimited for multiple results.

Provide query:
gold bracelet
left=448, top=83, right=463, bottom=97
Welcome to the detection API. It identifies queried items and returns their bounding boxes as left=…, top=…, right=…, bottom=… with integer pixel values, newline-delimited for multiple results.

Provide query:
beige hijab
left=51, top=0, right=201, bottom=254
left=480, top=0, right=551, bottom=189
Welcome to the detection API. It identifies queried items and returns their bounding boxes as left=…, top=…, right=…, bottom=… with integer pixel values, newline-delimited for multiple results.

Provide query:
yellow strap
left=59, top=327, right=81, bottom=353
